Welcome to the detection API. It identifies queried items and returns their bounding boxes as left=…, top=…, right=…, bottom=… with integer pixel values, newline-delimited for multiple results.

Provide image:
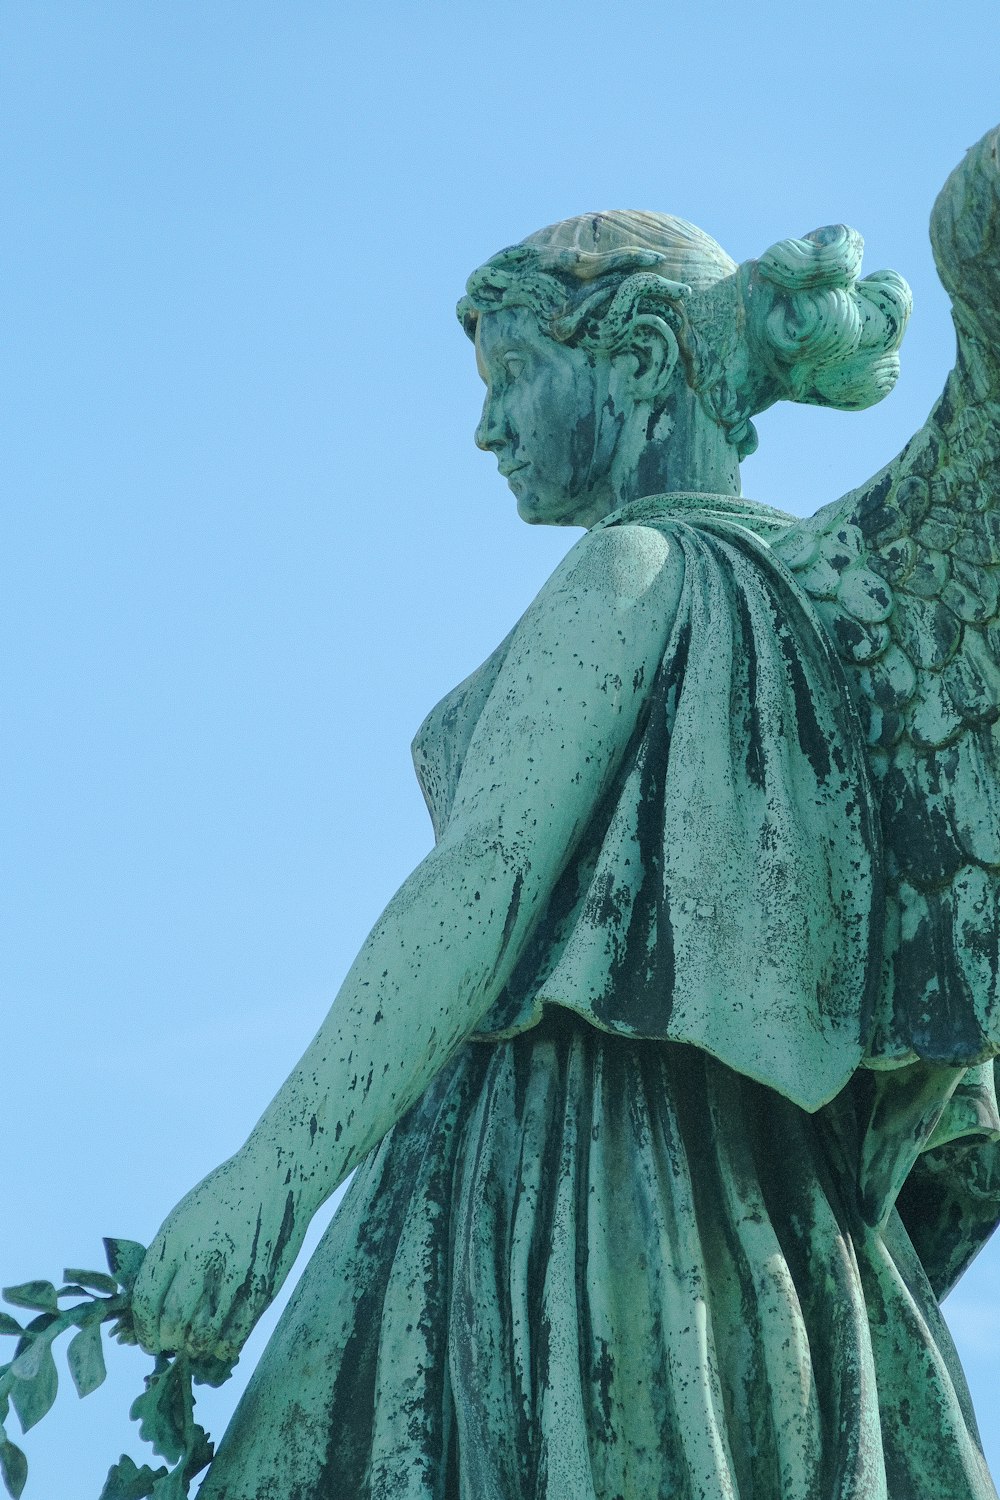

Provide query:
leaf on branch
left=1, top=1284, right=57, bottom=1316
left=109, top=1317, right=138, bottom=1346
left=64, top=1267, right=118, bottom=1296
left=0, top=1319, right=21, bottom=1340
left=10, top=1341, right=46, bottom=1383
left=150, top=1467, right=188, bottom=1500
left=104, top=1240, right=146, bottom=1293
left=20, top=1315, right=56, bottom=1337
left=0, top=1438, right=28, bottom=1500
left=9, top=1343, right=57, bottom=1432
left=99, top=1454, right=169, bottom=1500
left=190, top=1353, right=234, bottom=1388
left=129, top=1363, right=188, bottom=1466
left=182, top=1425, right=214, bottom=1481
left=67, top=1322, right=107, bottom=1397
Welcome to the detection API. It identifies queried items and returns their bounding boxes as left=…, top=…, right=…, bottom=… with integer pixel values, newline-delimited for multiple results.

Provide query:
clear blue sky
left=3, top=2, right=1000, bottom=1493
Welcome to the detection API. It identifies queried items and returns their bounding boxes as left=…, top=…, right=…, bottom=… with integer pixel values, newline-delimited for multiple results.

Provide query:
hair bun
left=746, top=226, right=912, bottom=413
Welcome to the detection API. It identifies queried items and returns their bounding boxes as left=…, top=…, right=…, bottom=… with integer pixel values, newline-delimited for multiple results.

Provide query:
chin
left=514, top=487, right=578, bottom=528
left=514, top=488, right=546, bottom=525
left=516, top=497, right=547, bottom=526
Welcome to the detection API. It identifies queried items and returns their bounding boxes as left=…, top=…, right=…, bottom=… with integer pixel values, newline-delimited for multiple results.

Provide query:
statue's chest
left=410, top=631, right=514, bottom=841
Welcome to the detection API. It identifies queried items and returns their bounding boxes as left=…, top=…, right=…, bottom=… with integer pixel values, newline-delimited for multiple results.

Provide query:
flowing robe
left=201, top=497, right=1000, bottom=1500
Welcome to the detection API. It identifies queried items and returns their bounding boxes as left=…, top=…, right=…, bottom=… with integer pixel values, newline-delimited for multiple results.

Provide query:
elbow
left=436, top=809, right=532, bottom=888
left=434, top=812, right=536, bottom=934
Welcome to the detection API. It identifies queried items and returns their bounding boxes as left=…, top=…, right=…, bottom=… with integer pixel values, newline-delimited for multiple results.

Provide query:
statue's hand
left=131, top=1150, right=304, bottom=1365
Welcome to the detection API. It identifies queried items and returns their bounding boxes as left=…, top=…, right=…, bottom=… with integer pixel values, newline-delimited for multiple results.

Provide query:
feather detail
left=770, top=121, right=1000, bottom=1063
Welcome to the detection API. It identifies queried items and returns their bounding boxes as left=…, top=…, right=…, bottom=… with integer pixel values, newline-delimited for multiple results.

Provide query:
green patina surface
left=7, top=130, right=1000, bottom=1498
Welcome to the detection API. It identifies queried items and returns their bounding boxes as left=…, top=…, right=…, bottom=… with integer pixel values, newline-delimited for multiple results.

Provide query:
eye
left=502, top=353, right=526, bottom=380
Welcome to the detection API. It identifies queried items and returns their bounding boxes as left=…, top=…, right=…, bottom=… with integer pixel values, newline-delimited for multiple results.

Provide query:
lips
left=499, top=462, right=529, bottom=479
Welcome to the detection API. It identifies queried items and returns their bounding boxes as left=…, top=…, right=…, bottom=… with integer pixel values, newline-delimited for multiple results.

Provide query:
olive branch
left=0, top=1238, right=228, bottom=1499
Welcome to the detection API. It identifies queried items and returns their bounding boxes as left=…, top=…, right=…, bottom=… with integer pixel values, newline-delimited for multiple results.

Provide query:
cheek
left=557, top=365, right=601, bottom=484
left=511, top=360, right=602, bottom=489
left=568, top=404, right=599, bottom=482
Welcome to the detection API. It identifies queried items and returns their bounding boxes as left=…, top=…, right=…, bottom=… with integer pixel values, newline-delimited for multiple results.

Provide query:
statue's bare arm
left=130, top=519, right=684, bottom=1363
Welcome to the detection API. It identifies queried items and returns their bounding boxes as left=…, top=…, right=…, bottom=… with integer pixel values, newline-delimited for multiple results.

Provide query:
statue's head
left=458, top=211, right=911, bottom=525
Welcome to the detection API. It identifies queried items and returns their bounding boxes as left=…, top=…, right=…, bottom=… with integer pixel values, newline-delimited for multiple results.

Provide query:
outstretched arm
left=131, top=519, right=683, bottom=1363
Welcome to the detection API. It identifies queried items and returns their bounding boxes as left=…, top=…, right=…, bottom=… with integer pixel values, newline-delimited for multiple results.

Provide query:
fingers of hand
left=160, top=1263, right=223, bottom=1358
left=216, top=1296, right=259, bottom=1366
left=185, top=1286, right=232, bottom=1361
left=131, top=1259, right=177, bottom=1354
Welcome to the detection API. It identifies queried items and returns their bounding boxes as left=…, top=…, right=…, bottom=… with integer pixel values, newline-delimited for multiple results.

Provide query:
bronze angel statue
left=17, top=129, right=1000, bottom=1499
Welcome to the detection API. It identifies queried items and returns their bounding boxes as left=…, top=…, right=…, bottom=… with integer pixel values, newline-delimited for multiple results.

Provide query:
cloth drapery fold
left=200, top=1019, right=997, bottom=1499
left=198, top=494, right=1000, bottom=1498
left=475, top=502, right=880, bottom=1113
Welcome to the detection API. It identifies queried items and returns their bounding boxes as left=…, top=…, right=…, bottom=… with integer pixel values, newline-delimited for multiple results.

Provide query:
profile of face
left=474, top=306, right=623, bottom=528
left=467, top=214, right=910, bottom=525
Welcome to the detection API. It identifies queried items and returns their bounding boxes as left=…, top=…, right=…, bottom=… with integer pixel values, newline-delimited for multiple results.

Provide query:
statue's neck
left=552, top=377, right=742, bottom=530
left=613, top=380, right=740, bottom=508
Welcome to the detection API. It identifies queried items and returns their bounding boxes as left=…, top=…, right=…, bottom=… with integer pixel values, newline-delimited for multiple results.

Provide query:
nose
left=475, top=391, right=508, bottom=453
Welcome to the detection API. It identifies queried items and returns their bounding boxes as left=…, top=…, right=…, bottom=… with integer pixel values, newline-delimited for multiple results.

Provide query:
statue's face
left=474, top=306, right=618, bottom=527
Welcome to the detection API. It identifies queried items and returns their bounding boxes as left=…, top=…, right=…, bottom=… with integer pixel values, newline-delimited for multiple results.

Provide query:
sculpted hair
left=747, top=225, right=912, bottom=415
left=458, top=213, right=912, bottom=460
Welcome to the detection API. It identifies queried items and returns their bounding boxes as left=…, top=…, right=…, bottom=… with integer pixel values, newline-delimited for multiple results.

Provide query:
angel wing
left=774, top=125, right=1000, bottom=1066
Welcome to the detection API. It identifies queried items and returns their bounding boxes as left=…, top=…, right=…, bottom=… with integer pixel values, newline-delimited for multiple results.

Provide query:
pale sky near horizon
left=4, top=2, right=1000, bottom=1493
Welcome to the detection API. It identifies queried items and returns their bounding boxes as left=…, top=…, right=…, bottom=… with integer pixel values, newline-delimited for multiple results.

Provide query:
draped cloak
left=200, top=496, right=1000, bottom=1500
left=415, top=493, right=1000, bottom=1290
